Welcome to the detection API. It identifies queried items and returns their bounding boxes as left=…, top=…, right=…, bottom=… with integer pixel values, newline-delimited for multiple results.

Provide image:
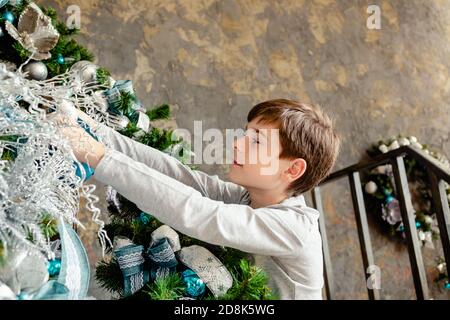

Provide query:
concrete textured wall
left=39, top=0, right=450, bottom=299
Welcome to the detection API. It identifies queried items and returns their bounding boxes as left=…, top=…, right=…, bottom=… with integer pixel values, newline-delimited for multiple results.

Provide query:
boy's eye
left=252, top=137, right=260, bottom=144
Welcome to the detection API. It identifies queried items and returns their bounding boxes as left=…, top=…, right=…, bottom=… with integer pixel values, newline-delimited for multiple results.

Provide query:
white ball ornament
left=424, top=216, right=433, bottom=225
left=365, top=181, right=378, bottom=194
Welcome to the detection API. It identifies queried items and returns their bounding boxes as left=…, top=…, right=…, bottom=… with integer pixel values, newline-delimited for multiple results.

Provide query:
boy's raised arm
left=76, top=109, right=249, bottom=205
left=94, top=148, right=315, bottom=258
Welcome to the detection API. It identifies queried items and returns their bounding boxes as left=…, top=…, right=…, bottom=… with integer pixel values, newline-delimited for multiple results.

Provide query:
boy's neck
left=247, top=188, right=289, bottom=209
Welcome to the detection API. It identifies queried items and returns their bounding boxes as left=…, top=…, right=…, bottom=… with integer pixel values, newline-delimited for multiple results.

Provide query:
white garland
left=0, top=60, right=117, bottom=260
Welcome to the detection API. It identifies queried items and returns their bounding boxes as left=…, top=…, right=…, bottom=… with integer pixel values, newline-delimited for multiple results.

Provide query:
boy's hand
left=49, top=111, right=105, bottom=169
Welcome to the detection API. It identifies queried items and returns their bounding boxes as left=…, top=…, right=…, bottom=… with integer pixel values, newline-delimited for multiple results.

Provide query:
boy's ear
left=285, top=158, right=307, bottom=182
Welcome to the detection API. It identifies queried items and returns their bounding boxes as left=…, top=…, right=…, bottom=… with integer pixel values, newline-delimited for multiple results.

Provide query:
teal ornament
left=399, top=225, right=405, bottom=232
left=385, top=195, right=395, bottom=203
left=445, top=282, right=450, bottom=290
left=57, top=54, right=65, bottom=64
left=17, top=292, right=32, bottom=300
left=182, top=269, right=205, bottom=298
left=48, top=258, right=62, bottom=277
left=415, top=221, right=421, bottom=228
left=2, top=10, right=14, bottom=23
left=139, top=212, right=153, bottom=225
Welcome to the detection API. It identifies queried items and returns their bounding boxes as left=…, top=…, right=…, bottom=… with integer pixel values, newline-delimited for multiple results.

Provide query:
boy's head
left=228, top=99, right=340, bottom=197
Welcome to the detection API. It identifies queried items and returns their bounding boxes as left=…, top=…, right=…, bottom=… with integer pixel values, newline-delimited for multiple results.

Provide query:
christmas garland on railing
left=0, top=0, right=275, bottom=300
left=362, top=135, right=449, bottom=290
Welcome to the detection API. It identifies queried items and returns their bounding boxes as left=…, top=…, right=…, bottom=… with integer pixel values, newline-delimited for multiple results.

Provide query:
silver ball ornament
left=23, top=61, right=48, bottom=81
left=70, top=60, right=98, bottom=83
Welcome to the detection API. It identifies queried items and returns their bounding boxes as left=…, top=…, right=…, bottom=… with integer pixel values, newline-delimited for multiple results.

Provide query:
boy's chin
left=227, top=169, right=243, bottom=185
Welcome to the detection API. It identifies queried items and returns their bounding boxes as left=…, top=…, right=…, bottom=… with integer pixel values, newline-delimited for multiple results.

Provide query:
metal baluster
left=312, top=187, right=335, bottom=300
left=391, top=156, right=429, bottom=299
left=349, top=171, right=380, bottom=300
left=428, top=172, right=450, bottom=282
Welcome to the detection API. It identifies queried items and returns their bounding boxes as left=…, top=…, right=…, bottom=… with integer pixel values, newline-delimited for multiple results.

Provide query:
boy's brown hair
left=247, top=99, right=341, bottom=196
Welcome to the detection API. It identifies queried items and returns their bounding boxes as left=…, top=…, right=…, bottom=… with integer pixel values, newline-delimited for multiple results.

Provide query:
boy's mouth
left=233, top=159, right=243, bottom=167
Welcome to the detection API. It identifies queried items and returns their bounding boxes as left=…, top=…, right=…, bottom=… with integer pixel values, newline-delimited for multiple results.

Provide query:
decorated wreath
left=363, top=135, right=449, bottom=290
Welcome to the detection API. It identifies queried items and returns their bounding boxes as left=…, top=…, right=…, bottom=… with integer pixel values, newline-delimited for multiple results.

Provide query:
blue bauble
left=17, top=292, right=31, bottom=300
left=2, top=10, right=14, bottom=23
left=182, top=269, right=205, bottom=298
left=385, top=195, right=395, bottom=203
left=57, top=54, right=65, bottom=64
left=139, top=212, right=153, bottom=224
left=48, top=258, right=62, bottom=277
left=415, top=221, right=421, bottom=228
left=444, top=282, right=450, bottom=290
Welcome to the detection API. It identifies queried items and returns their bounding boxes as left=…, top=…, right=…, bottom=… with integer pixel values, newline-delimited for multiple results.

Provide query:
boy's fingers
left=48, top=112, right=77, bottom=127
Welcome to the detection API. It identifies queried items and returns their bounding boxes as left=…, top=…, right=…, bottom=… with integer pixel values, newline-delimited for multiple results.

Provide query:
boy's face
left=228, top=117, right=304, bottom=192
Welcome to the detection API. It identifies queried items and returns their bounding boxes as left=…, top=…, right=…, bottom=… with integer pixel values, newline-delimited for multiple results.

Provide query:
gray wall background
left=39, top=0, right=450, bottom=299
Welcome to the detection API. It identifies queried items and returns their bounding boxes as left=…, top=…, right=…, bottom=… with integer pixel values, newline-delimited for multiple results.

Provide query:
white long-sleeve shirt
left=92, top=123, right=324, bottom=300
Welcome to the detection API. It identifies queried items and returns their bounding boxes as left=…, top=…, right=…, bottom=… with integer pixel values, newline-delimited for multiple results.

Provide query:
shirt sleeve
left=93, top=123, right=250, bottom=205
left=94, top=148, right=309, bottom=258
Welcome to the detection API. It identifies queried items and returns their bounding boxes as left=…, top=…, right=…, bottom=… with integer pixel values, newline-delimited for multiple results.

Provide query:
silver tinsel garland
left=0, top=59, right=119, bottom=261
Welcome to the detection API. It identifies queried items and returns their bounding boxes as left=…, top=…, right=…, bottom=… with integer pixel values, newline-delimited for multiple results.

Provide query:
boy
left=55, top=99, right=340, bottom=300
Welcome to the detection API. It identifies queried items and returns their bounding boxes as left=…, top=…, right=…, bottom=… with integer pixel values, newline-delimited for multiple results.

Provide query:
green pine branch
left=220, top=259, right=276, bottom=300
left=117, top=123, right=141, bottom=138
left=116, top=92, right=136, bottom=115
left=96, top=68, right=112, bottom=86
left=95, top=259, right=124, bottom=296
left=139, top=127, right=180, bottom=151
left=146, top=104, right=170, bottom=121
left=39, top=213, right=58, bottom=239
left=144, top=273, right=186, bottom=300
left=8, top=0, right=30, bottom=15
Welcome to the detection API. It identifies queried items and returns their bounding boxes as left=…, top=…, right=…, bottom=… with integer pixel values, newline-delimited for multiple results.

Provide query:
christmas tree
left=0, top=0, right=275, bottom=300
